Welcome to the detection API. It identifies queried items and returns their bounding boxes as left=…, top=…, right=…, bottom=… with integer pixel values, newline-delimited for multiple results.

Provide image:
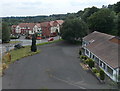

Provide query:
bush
left=96, top=72, right=100, bottom=77
left=10, top=36, right=18, bottom=39
left=80, top=55, right=84, bottom=59
left=31, top=34, right=37, bottom=52
left=14, top=43, right=24, bottom=49
left=100, top=69, right=105, bottom=80
left=79, top=50, right=82, bottom=55
left=80, top=55, right=88, bottom=60
left=92, top=67, right=99, bottom=73
left=87, top=58, right=94, bottom=68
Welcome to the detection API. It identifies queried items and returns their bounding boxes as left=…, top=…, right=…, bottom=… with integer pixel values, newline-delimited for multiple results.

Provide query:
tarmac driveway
left=2, top=41, right=113, bottom=89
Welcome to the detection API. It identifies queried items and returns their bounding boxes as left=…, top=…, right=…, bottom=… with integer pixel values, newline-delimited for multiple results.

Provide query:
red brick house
left=40, top=22, right=51, bottom=37
left=53, top=20, right=64, bottom=33
left=40, top=20, right=64, bottom=37
left=11, top=23, right=36, bottom=35
left=11, top=25, right=17, bottom=34
left=11, top=20, right=64, bottom=38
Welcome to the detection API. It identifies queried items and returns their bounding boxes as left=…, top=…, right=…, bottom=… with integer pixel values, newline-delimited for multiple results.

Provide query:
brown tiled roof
left=83, top=31, right=114, bottom=41
left=40, top=22, right=50, bottom=27
left=83, top=31, right=120, bottom=69
left=18, top=23, right=36, bottom=30
left=55, top=20, right=64, bottom=25
left=35, top=23, right=41, bottom=27
left=49, top=21, right=54, bottom=26
left=12, top=25, right=17, bottom=28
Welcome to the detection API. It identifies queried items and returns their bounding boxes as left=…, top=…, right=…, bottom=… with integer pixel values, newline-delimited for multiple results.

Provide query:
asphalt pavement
left=2, top=41, right=115, bottom=89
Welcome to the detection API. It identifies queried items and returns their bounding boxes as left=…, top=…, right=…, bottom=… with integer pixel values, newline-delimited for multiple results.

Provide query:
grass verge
left=37, top=39, right=63, bottom=46
left=9, top=41, right=21, bottom=44
left=2, top=46, right=40, bottom=64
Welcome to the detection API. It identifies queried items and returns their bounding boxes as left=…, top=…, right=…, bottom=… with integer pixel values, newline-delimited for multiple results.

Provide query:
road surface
left=2, top=41, right=116, bottom=89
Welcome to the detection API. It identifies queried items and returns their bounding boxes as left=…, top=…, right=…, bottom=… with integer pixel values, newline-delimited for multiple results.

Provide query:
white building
left=82, top=31, right=120, bottom=82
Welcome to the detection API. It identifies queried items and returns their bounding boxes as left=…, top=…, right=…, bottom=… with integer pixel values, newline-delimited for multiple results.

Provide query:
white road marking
left=52, top=75, right=86, bottom=89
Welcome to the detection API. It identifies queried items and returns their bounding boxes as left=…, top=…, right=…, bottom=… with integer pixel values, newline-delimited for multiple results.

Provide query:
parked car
left=14, top=43, right=24, bottom=49
left=48, top=37, right=54, bottom=42
left=10, top=34, right=20, bottom=39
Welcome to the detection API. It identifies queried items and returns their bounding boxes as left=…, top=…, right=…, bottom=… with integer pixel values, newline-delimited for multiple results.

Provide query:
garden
left=79, top=49, right=105, bottom=83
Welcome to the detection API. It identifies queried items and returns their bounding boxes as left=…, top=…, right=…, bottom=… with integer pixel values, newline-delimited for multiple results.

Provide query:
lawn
left=2, top=46, right=40, bottom=64
left=37, top=39, right=63, bottom=46
left=9, top=41, right=21, bottom=44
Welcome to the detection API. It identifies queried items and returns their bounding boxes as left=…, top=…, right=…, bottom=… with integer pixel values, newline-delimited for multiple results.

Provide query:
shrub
left=2, top=63, right=8, bottom=70
left=100, top=69, right=105, bottom=80
left=10, top=36, right=18, bottom=39
left=80, top=55, right=84, bottom=59
left=96, top=72, right=100, bottom=77
left=79, top=50, right=82, bottom=55
left=31, top=34, right=37, bottom=52
left=92, top=67, right=99, bottom=73
left=80, top=55, right=88, bottom=60
left=88, top=58, right=94, bottom=68
left=85, top=59, right=89, bottom=64
left=14, top=43, right=24, bottom=49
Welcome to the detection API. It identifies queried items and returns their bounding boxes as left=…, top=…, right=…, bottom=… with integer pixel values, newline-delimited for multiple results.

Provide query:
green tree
left=117, top=13, right=120, bottom=37
left=82, top=6, right=99, bottom=22
left=0, top=22, right=2, bottom=40
left=88, top=8, right=115, bottom=34
left=2, top=22, right=10, bottom=43
left=31, top=34, right=37, bottom=52
left=61, top=18, right=88, bottom=43
left=113, top=1, right=120, bottom=13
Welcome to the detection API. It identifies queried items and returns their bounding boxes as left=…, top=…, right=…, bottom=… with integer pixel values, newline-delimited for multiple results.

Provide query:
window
left=100, top=60, right=103, bottom=67
left=90, top=52, right=92, bottom=58
left=119, top=69, right=120, bottom=75
left=103, top=62, right=106, bottom=70
left=107, top=66, right=113, bottom=76
left=92, top=55, right=95, bottom=60
left=82, top=41, right=85, bottom=46
left=95, top=57, right=99, bottom=64
left=86, top=49, right=89, bottom=56
left=119, top=69, right=120, bottom=81
left=100, top=60, right=106, bottom=69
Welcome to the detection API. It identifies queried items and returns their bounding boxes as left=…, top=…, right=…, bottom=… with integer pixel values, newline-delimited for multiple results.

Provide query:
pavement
left=2, top=41, right=116, bottom=89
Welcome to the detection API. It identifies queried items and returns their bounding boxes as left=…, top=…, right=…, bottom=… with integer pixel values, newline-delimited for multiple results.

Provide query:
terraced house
left=82, top=31, right=120, bottom=82
left=11, top=20, right=64, bottom=38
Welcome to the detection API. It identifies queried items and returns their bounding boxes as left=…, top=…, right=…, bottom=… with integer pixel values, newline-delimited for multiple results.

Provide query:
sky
left=0, top=0, right=119, bottom=17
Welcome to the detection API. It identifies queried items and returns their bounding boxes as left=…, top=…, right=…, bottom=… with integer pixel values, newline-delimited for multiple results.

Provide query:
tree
left=2, top=22, right=10, bottom=43
left=81, top=6, right=99, bottom=22
left=61, top=18, right=88, bottom=43
left=88, top=8, right=115, bottom=34
left=113, top=1, right=120, bottom=13
left=31, top=34, right=37, bottom=52
left=117, top=13, right=120, bottom=37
